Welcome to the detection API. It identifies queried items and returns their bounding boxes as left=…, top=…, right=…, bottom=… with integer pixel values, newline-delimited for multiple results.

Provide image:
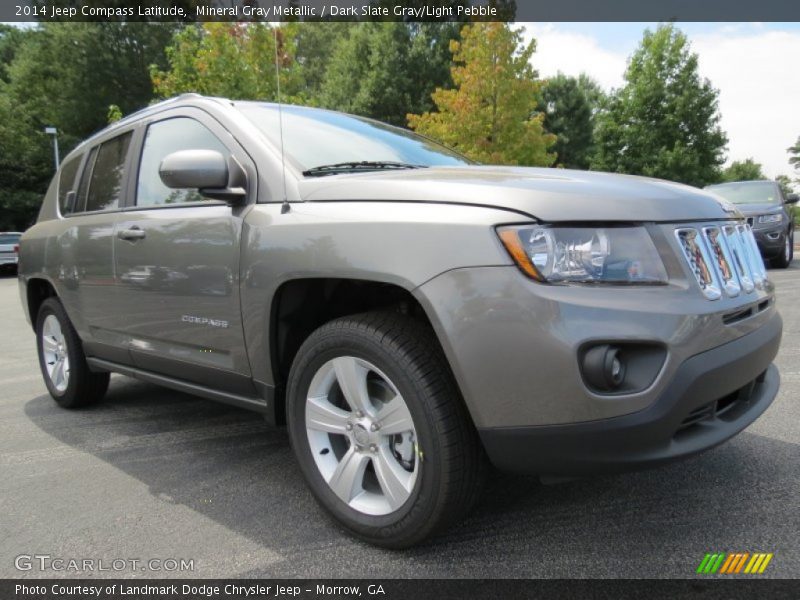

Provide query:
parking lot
left=1, top=262, right=799, bottom=579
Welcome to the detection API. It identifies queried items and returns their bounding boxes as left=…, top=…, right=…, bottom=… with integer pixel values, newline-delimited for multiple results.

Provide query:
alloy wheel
left=42, top=314, right=70, bottom=393
left=305, top=356, right=419, bottom=516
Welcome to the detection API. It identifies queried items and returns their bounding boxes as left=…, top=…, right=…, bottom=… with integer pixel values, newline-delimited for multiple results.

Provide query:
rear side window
left=136, top=117, right=228, bottom=207
left=57, top=154, right=82, bottom=215
left=84, top=131, right=132, bottom=212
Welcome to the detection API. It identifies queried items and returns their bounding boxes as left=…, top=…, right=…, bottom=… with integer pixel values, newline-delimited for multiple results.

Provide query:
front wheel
left=286, top=311, right=486, bottom=548
left=772, top=229, right=793, bottom=269
left=36, top=297, right=109, bottom=408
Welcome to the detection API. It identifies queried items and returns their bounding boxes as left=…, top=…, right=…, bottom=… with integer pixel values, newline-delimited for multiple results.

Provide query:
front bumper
left=478, top=314, right=781, bottom=475
left=752, top=226, right=787, bottom=259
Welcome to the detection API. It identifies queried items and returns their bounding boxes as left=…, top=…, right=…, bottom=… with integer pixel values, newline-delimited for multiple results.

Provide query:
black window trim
left=55, top=151, right=85, bottom=218
left=60, top=125, right=139, bottom=218
left=57, top=106, right=258, bottom=217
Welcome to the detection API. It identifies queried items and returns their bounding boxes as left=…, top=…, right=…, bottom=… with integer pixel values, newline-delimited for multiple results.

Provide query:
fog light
left=582, top=344, right=626, bottom=391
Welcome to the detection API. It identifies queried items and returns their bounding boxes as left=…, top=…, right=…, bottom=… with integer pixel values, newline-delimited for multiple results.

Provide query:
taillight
left=13, top=244, right=19, bottom=254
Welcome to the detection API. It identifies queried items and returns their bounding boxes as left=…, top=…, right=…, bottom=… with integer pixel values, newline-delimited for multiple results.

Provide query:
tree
left=294, top=22, right=354, bottom=99
left=592, top=24, right=727, bottom=187
left=789, top=136, right=800, bottom=171
left=0, top=24, right=26, bottom=83
left=0, top=23, right=178, bottom=230
left=319, top=23, right=458, bottom=126
left=152, top=23, right=304, bottom=102
left=540, top=73, right=604, bottom=169
left=776, top=174, right=794, bottom=197
left=721, top=158, right=766, bottom=182
left=408, top=22, right=555, bottom=166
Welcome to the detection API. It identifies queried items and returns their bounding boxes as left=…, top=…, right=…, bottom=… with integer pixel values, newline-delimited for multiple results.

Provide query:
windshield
left=705, top=181, right=781, bottom=206
left=236, top=103, right=471, bottom=174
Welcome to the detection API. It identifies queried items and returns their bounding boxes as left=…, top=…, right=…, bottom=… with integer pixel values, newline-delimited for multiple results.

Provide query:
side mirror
left=786, top=193, right=799, bottom=205
left=158, top=149, right=247, bottom=204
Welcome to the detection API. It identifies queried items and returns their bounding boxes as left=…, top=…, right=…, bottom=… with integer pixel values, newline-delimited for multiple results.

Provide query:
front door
left=113, top=111, right=254, bottom=395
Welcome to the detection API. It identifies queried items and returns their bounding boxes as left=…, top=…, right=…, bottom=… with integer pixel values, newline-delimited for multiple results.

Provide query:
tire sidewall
left=287, top=327, right=444, bottom=539
left=36, top=299, right=81, bottom=406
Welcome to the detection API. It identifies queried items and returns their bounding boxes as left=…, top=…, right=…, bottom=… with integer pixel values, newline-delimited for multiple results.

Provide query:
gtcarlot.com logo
left=15, top=554, right=194, bottom=573
left=696, top=552, right=774, bottom=575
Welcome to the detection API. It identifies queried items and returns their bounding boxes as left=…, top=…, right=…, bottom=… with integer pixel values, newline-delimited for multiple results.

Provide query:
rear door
left=113, top=108, right=255, bottom=395
left=55, top=130, right=136, bottom=365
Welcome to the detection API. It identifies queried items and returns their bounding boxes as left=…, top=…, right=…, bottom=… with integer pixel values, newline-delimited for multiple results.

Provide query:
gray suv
left=18, top=95, right=782, bottom=547
left=705, top=180, right=798, bottom=268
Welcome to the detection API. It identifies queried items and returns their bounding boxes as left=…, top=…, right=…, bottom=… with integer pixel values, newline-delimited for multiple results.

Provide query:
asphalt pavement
left=1, top=263, right=799, bottom=579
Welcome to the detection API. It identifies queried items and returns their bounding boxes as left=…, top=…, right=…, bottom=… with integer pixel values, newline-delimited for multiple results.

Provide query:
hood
left=724, top=202, right=783, bottom=217
left=298, top=166, right=740, bottom=222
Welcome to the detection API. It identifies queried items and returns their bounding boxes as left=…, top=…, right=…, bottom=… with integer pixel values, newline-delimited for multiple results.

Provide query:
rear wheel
left=286, top=311, right=486, bottom=548
left=772, top=229, right=793, bottom=269
left=36, top=297, right=109, bottom=408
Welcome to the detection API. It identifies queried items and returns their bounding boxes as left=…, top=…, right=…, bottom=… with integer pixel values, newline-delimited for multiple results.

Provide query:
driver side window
left=136, top=117, right=228, bottom=207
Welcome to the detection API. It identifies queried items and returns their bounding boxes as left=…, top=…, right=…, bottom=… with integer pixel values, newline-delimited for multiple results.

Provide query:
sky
left=521, top=22, right=800, bottom=179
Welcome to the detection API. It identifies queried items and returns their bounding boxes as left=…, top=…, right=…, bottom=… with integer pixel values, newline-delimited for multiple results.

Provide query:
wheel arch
left=267, top=277, right=460, bottom=426
left=25, top=277, right=58, bottom=329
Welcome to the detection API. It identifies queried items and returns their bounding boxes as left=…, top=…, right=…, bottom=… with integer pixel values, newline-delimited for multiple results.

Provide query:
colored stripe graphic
left=699, top=552, right=773, bottom=574
left=734, top=553, right=749, bottom=574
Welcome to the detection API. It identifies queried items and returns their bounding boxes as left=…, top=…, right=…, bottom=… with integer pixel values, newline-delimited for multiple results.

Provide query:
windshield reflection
left=236, top=103, right=471, bottom=173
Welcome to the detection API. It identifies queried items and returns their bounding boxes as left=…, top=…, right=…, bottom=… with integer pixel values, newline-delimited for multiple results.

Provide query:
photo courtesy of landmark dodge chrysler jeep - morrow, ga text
left=18, top=95, right=782, bottom=548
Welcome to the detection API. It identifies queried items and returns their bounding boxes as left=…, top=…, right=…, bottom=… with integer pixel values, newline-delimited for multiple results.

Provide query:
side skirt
left=86, top=357, right=273, bottom=416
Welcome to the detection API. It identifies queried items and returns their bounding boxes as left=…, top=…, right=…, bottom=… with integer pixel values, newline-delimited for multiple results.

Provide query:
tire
left=286, top=311, right=487, bottom=548
left=771, top=229, right=793, bottom=269
left=36, top=297, right=109, bottom=408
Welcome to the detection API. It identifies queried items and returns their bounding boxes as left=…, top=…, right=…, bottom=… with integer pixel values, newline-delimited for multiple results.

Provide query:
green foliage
left=721, top=158, right=766, bottom=182
left=319, top=23, right=458, bottom=126
left=540, top=73, right=605, bottom=169
left=151, top=23, right=305, bottom=102
left=0, top=24, right=25, bottom=83
left=788, top=136, right=800, bottom=171
left=0, top=23, right=177, bottom=230
left=408, top=22, right=555, bottom=166
left=294, top=22, right=354, bottom=99
left=776, top=174, right=794, bottom=197
left=592, top=24, right=727, bottom=187
left=107, top=104, right=123, bottom=124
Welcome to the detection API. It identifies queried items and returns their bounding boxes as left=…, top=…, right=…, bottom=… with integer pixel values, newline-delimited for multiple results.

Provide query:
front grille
left=675, top=371, right=765, bottom=438
left=675, top=222, right=766, bottom=300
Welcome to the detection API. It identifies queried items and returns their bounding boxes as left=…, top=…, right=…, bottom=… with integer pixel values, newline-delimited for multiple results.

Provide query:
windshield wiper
left=302, top=161, right=426, bottom=177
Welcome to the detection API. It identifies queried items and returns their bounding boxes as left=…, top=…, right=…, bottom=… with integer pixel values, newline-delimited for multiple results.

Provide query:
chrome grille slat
left=675, top=221, right=766, bottom=299
left=675, top=228, right=721, bottom=300
left=722, top=224, right=754, bottom=293
left=702, top=226, right=740, bottom=297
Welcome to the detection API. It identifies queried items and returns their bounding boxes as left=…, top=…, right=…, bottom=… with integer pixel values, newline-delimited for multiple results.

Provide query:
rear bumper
left=478, top=314, right=781, bottom=475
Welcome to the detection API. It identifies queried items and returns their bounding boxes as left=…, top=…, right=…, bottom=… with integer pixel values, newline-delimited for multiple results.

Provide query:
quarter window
left=57, top=154, right=82, bottom=215
left=85, top=132, right=132, bottom=212
left=136, top=118, right=228, bottom=207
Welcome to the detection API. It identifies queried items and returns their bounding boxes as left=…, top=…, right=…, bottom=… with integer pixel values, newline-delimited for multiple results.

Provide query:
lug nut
left=345, top=422, right=353, bottom=431
left=370, top=422, right=380, bottom=432
left=369, top=444, right=378, bottom=453
left=355, top=410, right=364, bottom=418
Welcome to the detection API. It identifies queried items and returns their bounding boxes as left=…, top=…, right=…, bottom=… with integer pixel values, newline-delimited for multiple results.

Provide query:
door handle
left=117, top=227, right=146, bottom=241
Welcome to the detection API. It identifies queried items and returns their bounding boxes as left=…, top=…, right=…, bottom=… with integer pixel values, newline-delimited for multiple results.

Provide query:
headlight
left=497, top=225, right=668, bottom=284
left=758, top=213, right=782, bottom=224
